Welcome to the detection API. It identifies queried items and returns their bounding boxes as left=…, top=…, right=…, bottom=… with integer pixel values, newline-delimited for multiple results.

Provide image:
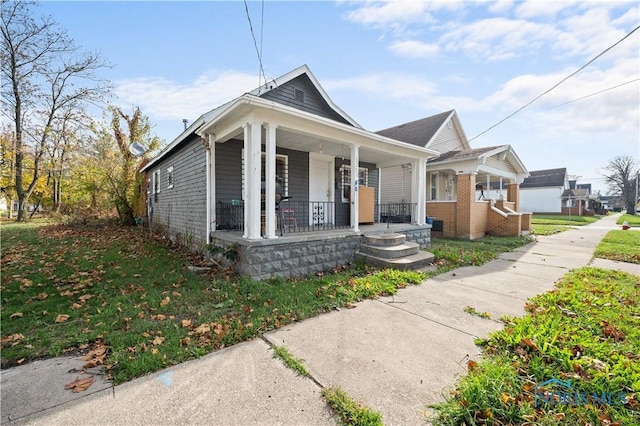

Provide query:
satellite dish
left=129, top=142, right=148, bottom=157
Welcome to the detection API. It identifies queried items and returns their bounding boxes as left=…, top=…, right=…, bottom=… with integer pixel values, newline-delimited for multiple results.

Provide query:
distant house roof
left=562, top=188, right=589, bottom=199
left=427, top=146, right=498, bottom=164
left=376, top=110, right=454, bottom=147
left=520, top=168, right=567, bottom=188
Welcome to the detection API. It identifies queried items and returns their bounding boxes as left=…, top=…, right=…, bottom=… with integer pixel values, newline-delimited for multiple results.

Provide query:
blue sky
left=38, top=0, right=639, bottom=194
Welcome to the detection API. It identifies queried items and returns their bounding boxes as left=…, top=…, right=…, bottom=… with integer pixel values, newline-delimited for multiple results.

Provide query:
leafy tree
left=90, top=106, right=161, bottom=225
left=602, top=155, right=639, bottom=215
left=1, top=0, right=110, bottom=221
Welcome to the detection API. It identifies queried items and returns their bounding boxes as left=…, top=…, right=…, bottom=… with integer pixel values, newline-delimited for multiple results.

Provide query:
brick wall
left=456, top=173, right=475, bottom=239
left=487, top=209, right=522, bottom=236
left=507, top=183, right=520, bottom=211
left=470, top=201, right=488, bottom=239
left=426, top=201, right=456, bottom=237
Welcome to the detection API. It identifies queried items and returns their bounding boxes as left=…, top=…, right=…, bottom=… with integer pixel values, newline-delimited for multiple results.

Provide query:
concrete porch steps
left=355, top=233, right=435, bottom=271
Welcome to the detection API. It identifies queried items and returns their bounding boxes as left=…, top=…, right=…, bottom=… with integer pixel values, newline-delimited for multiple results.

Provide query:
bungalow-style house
left=562, top=181, right=595, bottom=216
left=376, top=111, right=531, bottom=239
left=519, top=168, right=570, bottom=214
left=140, top=65, right=439, bottom=279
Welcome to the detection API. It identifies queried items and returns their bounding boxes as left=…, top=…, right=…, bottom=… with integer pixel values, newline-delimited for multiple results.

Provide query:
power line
left=549, top=77, right=640, bottom=109
left=243, top=0, right=267, bottom=88
left=468, top=24, right=640, bottom=143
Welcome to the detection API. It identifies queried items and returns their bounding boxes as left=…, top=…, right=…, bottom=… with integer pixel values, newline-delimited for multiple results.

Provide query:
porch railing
left=377, top=202, right=416, bottom=224
left=215, top=200, right=351, bottom=235
left=215, top=201, right=418, bottom=235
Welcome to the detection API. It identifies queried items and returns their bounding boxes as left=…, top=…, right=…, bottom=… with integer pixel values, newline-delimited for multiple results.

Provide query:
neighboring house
left=519, top=168, right=570, bottom=214
left=562, top=181, right=594, bottom=216
left=377, top=110, right=531, bottom=239
left=141, top=65, right=439, bottom=279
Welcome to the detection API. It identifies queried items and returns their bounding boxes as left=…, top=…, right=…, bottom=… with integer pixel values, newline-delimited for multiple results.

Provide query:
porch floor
left=211, top=223, right=431, bottom=247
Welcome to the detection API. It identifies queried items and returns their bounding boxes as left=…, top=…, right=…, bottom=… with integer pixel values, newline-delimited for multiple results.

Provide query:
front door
left=309, top=153, right=334, bottom=226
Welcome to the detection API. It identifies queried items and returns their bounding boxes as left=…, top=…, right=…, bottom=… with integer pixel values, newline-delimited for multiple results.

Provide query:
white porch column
left=243, top=121, right=262, bottom=239
left=499, top=177, right=503, bottom=200
left=264, top=123, right=277, bottom=238
left=412, top=159, right=426, bottom=225
left=486, top=174, right=490, bottom=200
left=350, top=144, right=360, bottom=232
left=205, top=133, right=216, bottom=242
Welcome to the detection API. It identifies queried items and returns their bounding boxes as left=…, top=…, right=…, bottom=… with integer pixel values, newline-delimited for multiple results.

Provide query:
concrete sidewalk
left=2, top=214, right=637, bottom=425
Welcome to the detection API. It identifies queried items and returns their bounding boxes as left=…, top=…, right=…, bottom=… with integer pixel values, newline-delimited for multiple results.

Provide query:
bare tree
left=1, top=1, right=111, bottom=221
left=602, top=155, right=639, bottom=215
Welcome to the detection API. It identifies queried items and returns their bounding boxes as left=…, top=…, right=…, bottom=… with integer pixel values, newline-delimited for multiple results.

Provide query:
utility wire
left=549, top=77, right=640, bottom=109
left=243, top=0, right=267, bottom=89
left=468, top=24, right=640, bottom=143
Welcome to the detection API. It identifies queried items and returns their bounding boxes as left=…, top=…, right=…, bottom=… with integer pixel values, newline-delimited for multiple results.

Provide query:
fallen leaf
left=152, top=336, right=165, bottom=346
left=17, top=358, right=25, bottom=364
left=54, top=314, right=70, bottom=323
left=520, top=337, right=538, bottom=351
left=151, top=348, right=159, bottom=355
left=344, top=303, right=357, bottom=309
left=10, top=312, right=23, bottom=318
left=152, top=314, right=166, bottom=321
left=36, top=292, right=48, bottom=300
left=65, top=376, right=94, bottom=393
left=501, top=393, right=510, bottom=404
left=70, top=303, right=83, bottom=310
left=194, top=323, right=211, bottom=335
left=467, top=360, right=478, bottom=371
left=181, top=319, right=193, bottom=328
left=160, top=297, right=170, bottom=306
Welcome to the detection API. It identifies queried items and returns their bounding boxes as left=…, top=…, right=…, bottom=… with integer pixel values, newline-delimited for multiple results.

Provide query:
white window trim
left=167, top=166, right=174, bottom=189
left=430, top=172, right=438, bottom=201
left=241, top=150, right=288, bottom=200
left=340, top=165, right=369, bottom=203
left=153, top=169, right=161, bottom=194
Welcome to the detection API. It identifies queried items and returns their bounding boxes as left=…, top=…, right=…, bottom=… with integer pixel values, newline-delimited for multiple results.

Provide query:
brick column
left=456, top=172, right=476, bottom=239
left=507, top=183, right=520, bottom=211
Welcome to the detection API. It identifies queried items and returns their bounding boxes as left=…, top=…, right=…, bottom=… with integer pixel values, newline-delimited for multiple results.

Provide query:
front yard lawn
left=530, top=214, right=600, bottom=236
left=1, top=221, right=532, bottom=384
left=430, top=267, right=640, bottom=425
left=594, top=230, right=640, bottom=264
left=617, top=214, right=640, bottom=227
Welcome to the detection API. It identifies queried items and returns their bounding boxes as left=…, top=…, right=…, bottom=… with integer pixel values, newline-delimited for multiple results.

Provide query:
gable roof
left=376, top=110, right=454, bottom=147
left=142, top=65, right=362, bottom=173
left=520, top=168, right=567, bottom=188
left=249, top=64, right=361, bottom=128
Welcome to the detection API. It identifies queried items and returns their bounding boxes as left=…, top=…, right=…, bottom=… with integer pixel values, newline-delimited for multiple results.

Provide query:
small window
left=167, top=166, right=174, bottom=189
left=153, top=169, right=160, bottom=201
left=340, top=165, right=368, bottom=203
left=294, top=88, right=305, bottom=102
left=430, top=172, right=438, bottom=201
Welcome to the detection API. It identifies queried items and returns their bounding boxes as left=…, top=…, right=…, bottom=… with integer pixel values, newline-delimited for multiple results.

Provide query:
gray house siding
left=259, top=75, right=351, bottom=126
left=214, top=139, right=309, bottom=203
left=148, top=135, right=208, bottom=247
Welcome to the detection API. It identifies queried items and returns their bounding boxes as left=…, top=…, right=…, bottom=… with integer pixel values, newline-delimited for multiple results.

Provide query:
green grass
left=1, top=221, right=532, bottom=384
left=618, top=214, right=640, bottom=227
left=463, top=305, right=491, bottom=320
left=594, top=230, right=640, bottom=264
left=428, top=236, right=533, bottom=272
left=529, top=214, right=600, bottom=236
left=322, top=386, right=383, bottom=426
left=430, top=267, right=640, bottom=425
left=272, top=345, right=311, bottom=378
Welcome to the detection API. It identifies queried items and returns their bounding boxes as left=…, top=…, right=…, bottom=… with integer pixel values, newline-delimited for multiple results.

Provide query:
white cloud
left=487, top=0, right=514, bottom=15
left=515, top=0, right=580, bottom=19
left=344, top=0, right=436, bottom=29
left=114, top=70, right=259, bottom=122
left=389, top=40, right=439, bottom=58
left=441, top=18, right=557, bottom=61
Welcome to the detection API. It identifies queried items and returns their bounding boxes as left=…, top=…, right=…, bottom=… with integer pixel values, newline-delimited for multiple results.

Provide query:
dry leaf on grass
left=54, top=314, right=70, bottom=323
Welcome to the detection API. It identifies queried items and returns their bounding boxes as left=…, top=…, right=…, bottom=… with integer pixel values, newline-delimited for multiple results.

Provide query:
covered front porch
left=197, top=94, right=438, bottom=242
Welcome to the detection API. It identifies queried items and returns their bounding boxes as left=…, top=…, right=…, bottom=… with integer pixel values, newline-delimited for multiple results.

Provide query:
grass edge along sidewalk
left=429, top=267, right=640, bottom=426
left=1, top=220, right=532, bottom=384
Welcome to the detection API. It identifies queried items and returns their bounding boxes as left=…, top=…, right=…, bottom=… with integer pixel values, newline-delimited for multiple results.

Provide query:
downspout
left=205, top=133, right=215, bottom=243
